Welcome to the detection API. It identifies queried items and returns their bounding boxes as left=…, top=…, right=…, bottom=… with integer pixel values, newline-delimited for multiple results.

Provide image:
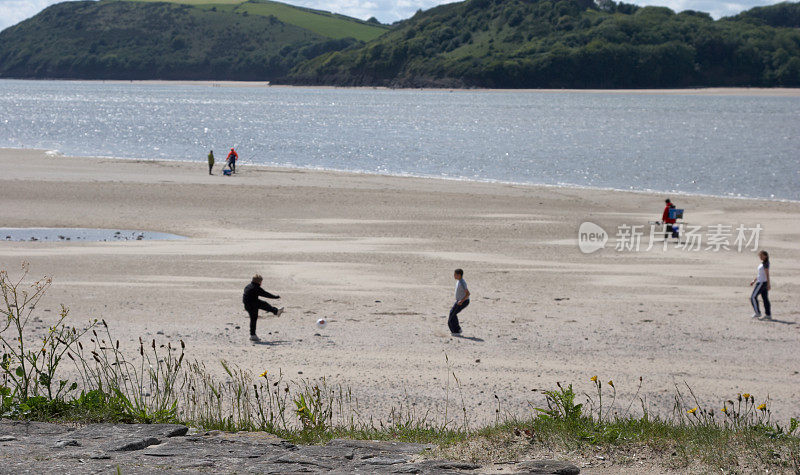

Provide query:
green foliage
left=0, top=0, right=365, bottom=79
left=536, top=383, right=584, bottom=423
left=128, top=0, right=389, bottom=41
left=495, top=378, right=800, bottom=471
left=288, top=0, right=800, bottom=88
left=732, top=1, right=800, bottom=28
left=1, top=263, right=92, bottom=412
left=293, top=385, right=332, bottom=433
left=5, top=0, right=800, bottom=86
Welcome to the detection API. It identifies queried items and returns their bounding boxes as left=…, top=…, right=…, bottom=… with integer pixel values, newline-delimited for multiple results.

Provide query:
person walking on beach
left=243, top=274, right=284, bottom=342
left=207, top=150, right=215, bottom=175
left=448, top=268, right=470, bottom=336
left=661, top=199, right=676, bottom=240
left=668, top=203, right=679, bottom=239
left=226, top=148, right=238, bottom=174
left=749, top=250, right=771, bottom=320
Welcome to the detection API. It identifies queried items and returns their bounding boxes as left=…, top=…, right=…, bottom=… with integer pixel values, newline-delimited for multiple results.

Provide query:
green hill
left=731, top=1, right=800, bottom=28
left=287, top=0, right=800, bottom=88
left=3, top=0, right=800, bottom=87
left=0, top=0, right=386, bottom=80
left=126, top=0, right=388, bottom=41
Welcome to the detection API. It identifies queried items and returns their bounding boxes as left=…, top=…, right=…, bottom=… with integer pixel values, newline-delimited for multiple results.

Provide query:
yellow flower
left=721, top=407, right=728, bottom=413
left=607, top=380, right=614, bottom=388
left=687, top=407, right=698, bottom=414
left=590, top=375, right=598, bottom=382
left=757, top=404, right=766, bottom=411
left=743, top=393, right=751, bottom=399
left=259, top=370, right=268, bottom=378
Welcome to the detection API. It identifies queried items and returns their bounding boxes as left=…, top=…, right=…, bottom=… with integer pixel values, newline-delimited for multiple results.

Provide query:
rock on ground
left=0, top=421, right=580, bottom=474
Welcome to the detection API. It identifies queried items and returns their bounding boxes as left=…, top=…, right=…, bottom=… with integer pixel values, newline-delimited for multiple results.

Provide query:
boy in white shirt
left=448, top=268, right=470, bottom=335
left=749, top=250, right=771, bottom=319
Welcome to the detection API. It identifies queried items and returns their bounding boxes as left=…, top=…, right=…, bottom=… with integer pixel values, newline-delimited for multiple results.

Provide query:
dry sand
left=1, top=148, right=798, bottom=424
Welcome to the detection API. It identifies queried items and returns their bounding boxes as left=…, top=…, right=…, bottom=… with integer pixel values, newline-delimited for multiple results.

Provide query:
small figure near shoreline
left=750, top=250, right=771, bottom=320
left=661, top=198, right=679, bottom=240
left=207, top=150, right=214, bottom=175
left=226, top=148, right=238, bottom=174
left=448, top=268, right=470, bottom=336
left=242, top=274, right=284, bottom=342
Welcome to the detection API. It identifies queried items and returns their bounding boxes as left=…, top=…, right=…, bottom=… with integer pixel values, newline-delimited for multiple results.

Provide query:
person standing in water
left=749, top=250, right=771, bottom=320
left=207, top=150, right=215, bottom=175
left=448, top=268, right=470, bottom=336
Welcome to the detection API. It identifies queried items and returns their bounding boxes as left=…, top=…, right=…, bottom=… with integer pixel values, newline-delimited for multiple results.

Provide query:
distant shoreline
left=5, top=147, right=798, bottom=204
left=2, top=78, right=800, bottom=96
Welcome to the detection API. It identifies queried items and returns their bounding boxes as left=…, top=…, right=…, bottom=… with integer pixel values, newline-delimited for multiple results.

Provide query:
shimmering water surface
left=1, top=80, right=798, bottom=200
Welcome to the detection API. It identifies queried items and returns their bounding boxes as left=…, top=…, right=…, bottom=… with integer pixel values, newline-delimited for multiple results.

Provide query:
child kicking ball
left=242, top=274, right=284, bottom=342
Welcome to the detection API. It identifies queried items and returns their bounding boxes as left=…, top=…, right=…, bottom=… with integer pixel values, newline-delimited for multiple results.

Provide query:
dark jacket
left=243, top=281, right=278, bottom=309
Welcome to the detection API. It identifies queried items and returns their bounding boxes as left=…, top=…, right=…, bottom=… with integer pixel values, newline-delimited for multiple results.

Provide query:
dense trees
left=2, top=0, right=800, bottom=87
left=288, top=0, right=800, bottom=88
left=0, top=1, right=359, bottom=80
left=734, top=2, right=800, bottom=28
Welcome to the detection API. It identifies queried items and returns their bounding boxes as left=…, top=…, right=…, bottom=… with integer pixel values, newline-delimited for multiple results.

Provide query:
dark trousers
left=230, top=160, right=236, bottom=173
left=246, top=301, right=278, bottom=335
left=664, top=224, right=677, bottom=239
left=448, top=299, right=469, bottom=333
left=208, top=163, right=213, bottom=174
left=751, top=282, right=771, bottom=317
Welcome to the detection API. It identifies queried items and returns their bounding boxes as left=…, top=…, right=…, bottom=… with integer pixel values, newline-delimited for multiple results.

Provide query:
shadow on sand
left=252, top=339, right=291, bottom=346
left=453, top=335, right=485, bottom=342
left=759, top=318, right=795, bottom=325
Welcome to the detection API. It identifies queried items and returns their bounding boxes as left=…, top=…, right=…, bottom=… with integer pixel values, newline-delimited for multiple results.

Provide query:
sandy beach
left=1, top=148, right=798, bottom=424
left=19, top=80, right=800, bottom=96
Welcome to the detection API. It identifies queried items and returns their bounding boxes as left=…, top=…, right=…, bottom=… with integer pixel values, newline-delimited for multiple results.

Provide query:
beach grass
left=2, top=264, right=798, bottom=472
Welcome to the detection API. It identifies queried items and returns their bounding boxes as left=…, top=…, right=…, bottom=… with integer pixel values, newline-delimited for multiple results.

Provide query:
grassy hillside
left=287, top=0, right=800, bottom=88
left=126, top=0, right=389, bottom=41
left=3, top=0, right=798, bottom=86
left=0, top=0, right=370, bottom=79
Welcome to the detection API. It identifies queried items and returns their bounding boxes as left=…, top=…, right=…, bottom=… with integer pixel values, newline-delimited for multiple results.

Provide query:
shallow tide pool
left=0, top=228, right=186, bottom=242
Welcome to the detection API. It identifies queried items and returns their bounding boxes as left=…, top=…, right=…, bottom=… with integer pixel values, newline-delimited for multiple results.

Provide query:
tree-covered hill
left=287, top=0, right=800, bottom=88
left=732, top=1, right=800, bottom=28
left=126, top=0, right=389, bottom=41
left=0, top=0, right=384, bottom=80
left=2, top=0, right=800, bottom=87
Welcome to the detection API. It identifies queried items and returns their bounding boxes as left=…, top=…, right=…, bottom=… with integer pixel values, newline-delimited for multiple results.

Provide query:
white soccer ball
left=316, top=318, right=327, bottom=329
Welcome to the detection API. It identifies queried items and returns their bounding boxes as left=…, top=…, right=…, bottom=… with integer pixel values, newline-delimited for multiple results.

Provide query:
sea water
left=1, top=79, right=798, bottom=200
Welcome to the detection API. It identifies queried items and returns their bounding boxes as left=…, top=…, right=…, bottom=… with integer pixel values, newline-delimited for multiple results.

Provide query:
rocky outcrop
left=0, top=420, right=580, bottom=474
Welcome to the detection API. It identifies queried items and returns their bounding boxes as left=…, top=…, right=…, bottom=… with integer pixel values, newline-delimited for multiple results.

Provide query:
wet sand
left=32, top=80, right=800, bottom=96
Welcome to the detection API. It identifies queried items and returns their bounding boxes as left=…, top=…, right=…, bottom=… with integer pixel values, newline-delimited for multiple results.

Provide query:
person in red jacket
left=226, top=148, right=239, bottom=174
left=662, top=198, right=676, bottom=240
